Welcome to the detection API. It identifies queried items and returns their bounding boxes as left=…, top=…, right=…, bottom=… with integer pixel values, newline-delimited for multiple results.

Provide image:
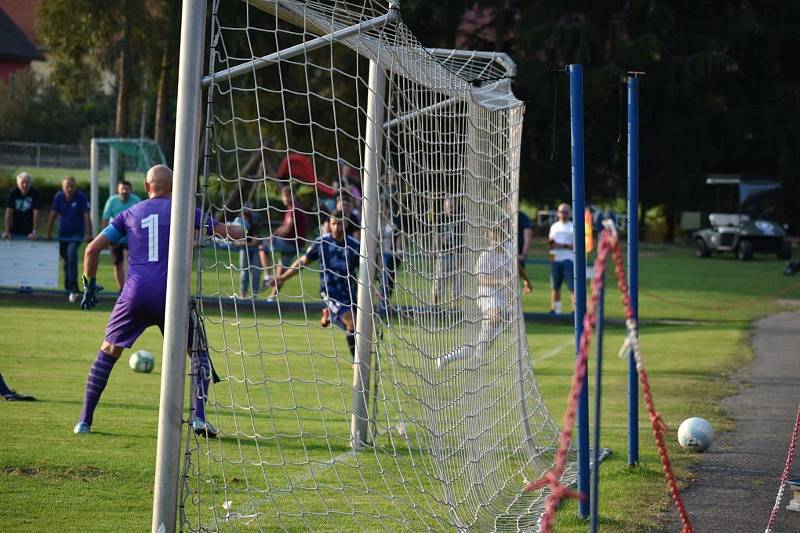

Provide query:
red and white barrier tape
left=524, top=227, right=694, bottom=533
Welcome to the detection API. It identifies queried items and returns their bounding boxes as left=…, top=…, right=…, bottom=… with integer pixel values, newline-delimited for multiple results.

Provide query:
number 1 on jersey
left=141, top=214, right=159, bottom=262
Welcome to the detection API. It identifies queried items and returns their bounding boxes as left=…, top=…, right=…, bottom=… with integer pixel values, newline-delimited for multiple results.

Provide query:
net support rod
left=590, top=271, right=606, bottom=533
left=383, top=97, right=456, bottom=130
left=568, top=63, right=590, bottom=519
left=201, top=13, right=393, bottom=87
left=152, top=1, right=206, bottom=531
left=89, top=138, right=100, bottom=236
left=351, top=59, right=386, bottom=450
left=627, top=74, right=641, bottom=466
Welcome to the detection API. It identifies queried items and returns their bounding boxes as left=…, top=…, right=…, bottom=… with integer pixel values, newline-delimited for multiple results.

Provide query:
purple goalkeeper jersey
left=105, top=197, right=214, bottom=303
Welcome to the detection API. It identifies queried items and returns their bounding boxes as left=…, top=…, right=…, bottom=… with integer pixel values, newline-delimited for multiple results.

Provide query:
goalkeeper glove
left=81, top=275, right=103, bottom=310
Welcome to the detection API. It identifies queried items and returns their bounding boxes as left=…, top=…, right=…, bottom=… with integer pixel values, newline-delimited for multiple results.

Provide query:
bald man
left=74, top=165, right=244, bottom=436
left=46, top=176, right=91, bottom=300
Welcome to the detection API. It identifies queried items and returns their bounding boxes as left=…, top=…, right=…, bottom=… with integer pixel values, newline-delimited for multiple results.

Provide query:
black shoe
left=191, top=417, right=219, bottom=438
left=2, top=391, right=37, bottom=401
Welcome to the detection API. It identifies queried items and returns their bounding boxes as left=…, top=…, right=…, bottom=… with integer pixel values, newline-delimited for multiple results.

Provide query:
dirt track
left=663, top=309, right=800, bottom=532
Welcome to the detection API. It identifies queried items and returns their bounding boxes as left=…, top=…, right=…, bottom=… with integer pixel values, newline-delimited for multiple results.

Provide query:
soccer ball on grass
left=129, top=350, right=155, bottom=373
left=677, top=417, right=714, bottom=453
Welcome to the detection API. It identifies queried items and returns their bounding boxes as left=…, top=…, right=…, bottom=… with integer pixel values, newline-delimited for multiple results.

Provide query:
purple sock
left=191, top=352, right=211, bottom=421
left=79, top=351, right=118, bottom=426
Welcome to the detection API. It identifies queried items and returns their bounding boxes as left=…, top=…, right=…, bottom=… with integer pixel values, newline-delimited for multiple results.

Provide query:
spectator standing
left=101, top=180, right=141, bottom=290
left=548, top=203, right=575, bottom=314
left=2, top=172, right=42, bottom=240
left=237, top=206, right=263, bottom=298
left=260, top=185, right=310, bottom=286
left=338, top=159, right=362, bottom=208
left=517, top=209, right=534, bottom=294
left=46, top=177, right=91, bottom=301
left=432, top=197, right=463, bottom=305
left=378, top=199, right=402, bottom=309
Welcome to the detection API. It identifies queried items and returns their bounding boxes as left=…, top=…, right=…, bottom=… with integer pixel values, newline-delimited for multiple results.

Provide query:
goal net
left=179, top=0, right=574, bottom=530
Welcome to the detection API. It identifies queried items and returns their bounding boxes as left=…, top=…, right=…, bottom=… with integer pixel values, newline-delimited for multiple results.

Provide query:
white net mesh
left=181, top=1, right=575, bottom=530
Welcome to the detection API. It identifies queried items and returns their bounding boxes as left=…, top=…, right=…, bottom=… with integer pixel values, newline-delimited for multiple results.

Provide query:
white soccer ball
left=129, top=350, right=155, bottom=373
left=678, top=417, right=714, bottom=453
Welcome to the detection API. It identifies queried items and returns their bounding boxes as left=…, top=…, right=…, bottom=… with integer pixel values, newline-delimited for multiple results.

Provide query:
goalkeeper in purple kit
left=73, top=165, right=244, bottom=437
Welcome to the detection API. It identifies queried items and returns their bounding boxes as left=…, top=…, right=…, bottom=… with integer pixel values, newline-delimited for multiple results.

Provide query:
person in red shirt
left=260, top=185, right=309, bottom=287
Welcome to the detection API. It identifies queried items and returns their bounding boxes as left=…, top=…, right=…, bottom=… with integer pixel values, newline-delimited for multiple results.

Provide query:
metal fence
left=0, top=141, right=91, bottom=169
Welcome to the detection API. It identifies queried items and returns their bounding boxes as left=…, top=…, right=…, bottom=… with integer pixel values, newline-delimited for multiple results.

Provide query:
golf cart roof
left=706, top=174, right=779, bottom=185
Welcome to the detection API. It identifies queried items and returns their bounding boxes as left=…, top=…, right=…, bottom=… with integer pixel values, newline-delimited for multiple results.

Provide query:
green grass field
left=1, top=243, right=798, bottom=531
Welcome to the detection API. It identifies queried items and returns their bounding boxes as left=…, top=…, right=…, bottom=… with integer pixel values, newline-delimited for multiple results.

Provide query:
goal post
left=351, top=58, right=388, bottom=449
left=89, top=137, right=167, bottom=235
left=155, top=1, right=575, bottom=531
left=152, top=1, right=207, bottom=531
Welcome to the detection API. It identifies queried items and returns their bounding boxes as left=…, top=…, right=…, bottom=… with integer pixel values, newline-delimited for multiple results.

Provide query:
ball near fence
left=129, top=350, right=155, bottom=373
left=678, top=417, right=714, bottom=453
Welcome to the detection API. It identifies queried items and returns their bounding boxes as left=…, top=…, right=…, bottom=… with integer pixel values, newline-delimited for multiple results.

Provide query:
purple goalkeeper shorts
left=105, top=295, right=206, bottom=351
left=104, top=296, right=166, bottom=348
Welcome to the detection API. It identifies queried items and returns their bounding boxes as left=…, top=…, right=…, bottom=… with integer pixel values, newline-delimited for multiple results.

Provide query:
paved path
left=664, top=310, right=800, bottom=532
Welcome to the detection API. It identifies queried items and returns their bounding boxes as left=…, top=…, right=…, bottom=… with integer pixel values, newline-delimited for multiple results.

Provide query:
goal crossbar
left=201, top=11, right=398, bottom=87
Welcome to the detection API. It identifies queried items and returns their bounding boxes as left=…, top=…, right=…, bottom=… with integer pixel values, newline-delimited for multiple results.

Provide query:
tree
left=0, top=71, right=114, bottom=143
left=39, top=0, right=180, bottom=145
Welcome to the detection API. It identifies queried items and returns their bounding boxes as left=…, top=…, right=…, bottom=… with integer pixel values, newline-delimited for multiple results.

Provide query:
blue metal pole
left=627, top=75, right=640, bottom=466
left=568, top=63, right=589, bottom=519
left=590, top=273, right=605, bottom=533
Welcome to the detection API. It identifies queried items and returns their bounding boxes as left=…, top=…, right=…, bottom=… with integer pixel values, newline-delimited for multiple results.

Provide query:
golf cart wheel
left=737, top=240, right=754, bottom=261
left=779, top=240, right=793, bottom=260
left=695, top=238, right=711, bottom=258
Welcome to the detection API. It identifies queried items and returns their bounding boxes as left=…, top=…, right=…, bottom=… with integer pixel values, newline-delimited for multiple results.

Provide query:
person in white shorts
left=436, top=226, right=514, bottom=369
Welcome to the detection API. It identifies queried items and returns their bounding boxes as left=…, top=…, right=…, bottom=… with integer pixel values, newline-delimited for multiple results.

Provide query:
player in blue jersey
left=271, top=210, right=360, bottom=359
left=73, top=165, right=244, bottom=436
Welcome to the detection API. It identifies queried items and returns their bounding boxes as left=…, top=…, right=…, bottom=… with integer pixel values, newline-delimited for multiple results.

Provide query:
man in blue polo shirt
left=101, top=180, right=141, bottom=289
left=47, top=176, right=91, bottom=301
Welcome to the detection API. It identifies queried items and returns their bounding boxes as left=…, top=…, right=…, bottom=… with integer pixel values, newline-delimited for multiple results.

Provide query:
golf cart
left=693, top=176, right=792, bottom=261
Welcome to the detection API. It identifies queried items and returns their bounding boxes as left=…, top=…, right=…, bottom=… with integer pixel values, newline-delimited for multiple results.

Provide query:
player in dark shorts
left=270, top=210, right=360, bottom=359
left=517, top=210, right=534, bottom=294
left=73, top=165, right=243, bottom=436
left=110, top=242, right=128, bottom=271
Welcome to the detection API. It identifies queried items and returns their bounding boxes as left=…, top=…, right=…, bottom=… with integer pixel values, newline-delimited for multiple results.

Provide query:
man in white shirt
left=548, top=203, right=575, bottom=314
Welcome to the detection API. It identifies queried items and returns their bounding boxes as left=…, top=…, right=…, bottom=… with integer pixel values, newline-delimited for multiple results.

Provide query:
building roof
left=0, top=0, right=42, bottom=46
left=0, top=6, right=44, bottom=61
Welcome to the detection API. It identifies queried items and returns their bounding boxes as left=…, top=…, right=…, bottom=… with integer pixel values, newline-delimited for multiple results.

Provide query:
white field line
left=532, top=339, right=573, bottom=362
